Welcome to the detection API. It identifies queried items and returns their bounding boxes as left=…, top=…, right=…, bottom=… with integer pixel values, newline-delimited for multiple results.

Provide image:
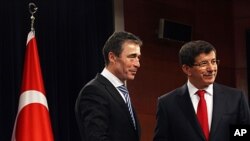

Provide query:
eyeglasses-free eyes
left=193, top=60, right=220, bottom=68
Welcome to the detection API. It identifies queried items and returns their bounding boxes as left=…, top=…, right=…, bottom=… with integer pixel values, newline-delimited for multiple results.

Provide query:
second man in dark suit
left=153, top=40, right=250, bottom=141
left=75, top=31, right=142, bottom=141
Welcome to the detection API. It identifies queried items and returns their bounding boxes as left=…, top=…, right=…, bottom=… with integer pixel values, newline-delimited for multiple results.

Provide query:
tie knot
left=117, top=85, right=128, bottom=96
left=197, top=90, right=205, bottom=98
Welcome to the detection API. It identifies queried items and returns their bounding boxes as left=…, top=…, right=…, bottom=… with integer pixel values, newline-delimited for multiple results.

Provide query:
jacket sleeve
left=76, top=85, right=111, bottom=141
left=239, top=91, right=250, bottom=124
left=153, top=98, right=170, bottom=141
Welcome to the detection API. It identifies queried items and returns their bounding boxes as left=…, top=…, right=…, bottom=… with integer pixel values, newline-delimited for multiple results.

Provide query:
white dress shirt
left=101, top=68, right=126, bottom=102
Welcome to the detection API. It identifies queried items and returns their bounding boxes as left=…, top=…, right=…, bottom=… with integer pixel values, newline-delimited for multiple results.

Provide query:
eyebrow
left=199, top=58, right=216, bottom=62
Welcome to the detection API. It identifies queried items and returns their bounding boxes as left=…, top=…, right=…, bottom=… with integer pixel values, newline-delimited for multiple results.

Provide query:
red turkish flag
left=12, top=31, right=54, bottom=141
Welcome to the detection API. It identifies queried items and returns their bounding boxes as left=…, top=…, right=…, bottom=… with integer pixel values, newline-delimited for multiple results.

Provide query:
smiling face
left=182, top=51, right=218, bottom=89
left=107, top=40, right=141, bottom=82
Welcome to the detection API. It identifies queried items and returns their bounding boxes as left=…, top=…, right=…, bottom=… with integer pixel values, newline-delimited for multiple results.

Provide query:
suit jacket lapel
left=96, top=74, right=137, bottom=130
left=177, top=84, right=206, bottom=140
left=209, top=83, right=227, bottom=140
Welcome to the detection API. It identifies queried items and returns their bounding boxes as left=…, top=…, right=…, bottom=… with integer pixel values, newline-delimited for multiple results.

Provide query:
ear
left=108, top=52, right=117, bottom=64
left=182, top=65, right=192, bottom=76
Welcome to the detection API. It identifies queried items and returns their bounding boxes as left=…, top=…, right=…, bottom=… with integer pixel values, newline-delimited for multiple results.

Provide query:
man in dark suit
left=153, top=40, right=250, bottom=141
left=75, top=31, right=142, bottom=141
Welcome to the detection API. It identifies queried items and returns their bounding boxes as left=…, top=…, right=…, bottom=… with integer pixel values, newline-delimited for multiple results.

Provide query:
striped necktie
left=117, top=85, right=136, bottom=129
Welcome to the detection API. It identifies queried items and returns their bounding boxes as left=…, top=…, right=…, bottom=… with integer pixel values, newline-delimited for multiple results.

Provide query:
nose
left=134, top=58, right=140, bottom=68
left=206, top=62, right=216, bottom=71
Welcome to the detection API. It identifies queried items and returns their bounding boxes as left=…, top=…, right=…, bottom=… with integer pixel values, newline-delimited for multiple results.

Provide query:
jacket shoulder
left=214, top=83, right=243, bottom=94
left=158, top=84, right=187, bottom=101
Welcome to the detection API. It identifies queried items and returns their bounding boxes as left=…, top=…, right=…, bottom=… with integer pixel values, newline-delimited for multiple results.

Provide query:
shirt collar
left=101, top=68, right=124, bottom=87
left=187, top=80, right=213, bottom=96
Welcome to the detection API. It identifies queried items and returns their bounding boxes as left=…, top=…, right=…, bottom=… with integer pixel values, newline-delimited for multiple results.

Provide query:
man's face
left=112, top=41, right=141, bottom=82
left=184, top=51, right=218, bottom=89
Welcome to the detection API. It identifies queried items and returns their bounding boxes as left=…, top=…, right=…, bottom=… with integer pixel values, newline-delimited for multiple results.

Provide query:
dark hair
left=102, top=31, right=142, bottom=65
left=179, top=40, right=216, bottom=67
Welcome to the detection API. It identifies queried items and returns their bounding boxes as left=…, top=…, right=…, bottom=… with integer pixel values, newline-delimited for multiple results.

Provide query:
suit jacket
left=154, top=83, right=250, bottom=141
left=75, top=74, right=140, bottom=141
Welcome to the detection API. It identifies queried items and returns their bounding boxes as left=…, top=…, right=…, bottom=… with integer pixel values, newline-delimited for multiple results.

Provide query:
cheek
left=123, top=60, right=133, bottom=68
left=191, top=70, right=204, bottom=79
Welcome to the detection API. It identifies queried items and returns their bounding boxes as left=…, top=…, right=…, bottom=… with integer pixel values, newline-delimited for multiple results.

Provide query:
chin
left=204, top=77, right=215, bottom=82
left=205, top=81, right=214, bottom=86
left=127, top=76, right=135, bottom=80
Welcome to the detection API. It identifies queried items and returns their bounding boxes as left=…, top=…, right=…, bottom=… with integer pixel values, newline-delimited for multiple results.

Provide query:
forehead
left=195, top=51, right=216, bottom=61
left=121, top=41, right=141, bottom=52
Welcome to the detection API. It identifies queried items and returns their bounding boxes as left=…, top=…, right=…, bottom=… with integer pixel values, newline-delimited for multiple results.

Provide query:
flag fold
left=12, top=31, right=54, bottom=141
